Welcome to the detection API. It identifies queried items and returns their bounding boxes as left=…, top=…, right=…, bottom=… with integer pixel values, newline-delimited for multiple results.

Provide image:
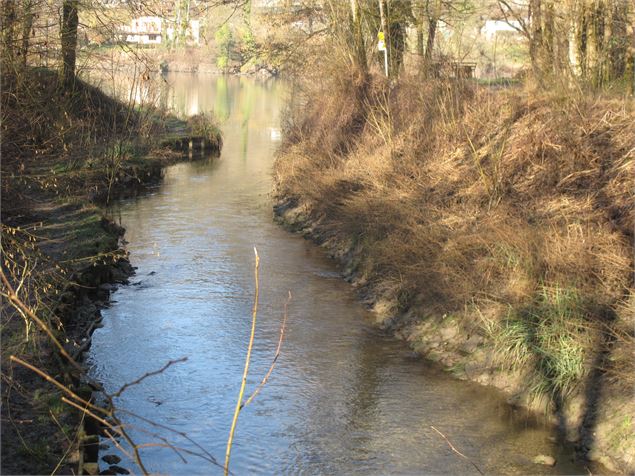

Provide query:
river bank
left=273, top=75, right=634, bottom=473
left=273, top=199, right=631, bottom=474
left=81, top=46, right=279, bottom=78
left=86, top=74, right=603, bottom=475
left=1, top=67, right=221, bottom=475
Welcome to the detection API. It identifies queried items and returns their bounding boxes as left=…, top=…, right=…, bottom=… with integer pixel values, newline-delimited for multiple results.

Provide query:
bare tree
left=1, top=0, right=17, bottom=66
left=20, top=0, right=35, bottom=67
left=498, top=0, right=634, bottom=87
left=61, top=0, right=79, bottom=89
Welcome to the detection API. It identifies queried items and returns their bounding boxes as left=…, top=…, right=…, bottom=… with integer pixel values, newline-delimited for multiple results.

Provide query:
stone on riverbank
left=532, top=454, right=556, bottom=466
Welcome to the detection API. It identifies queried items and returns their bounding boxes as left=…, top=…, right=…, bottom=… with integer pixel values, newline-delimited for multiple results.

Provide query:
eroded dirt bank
left=273, top=77, right=634, bottom=473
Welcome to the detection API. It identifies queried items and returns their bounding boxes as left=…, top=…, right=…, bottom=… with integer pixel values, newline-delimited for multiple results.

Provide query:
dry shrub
left=1, top=69, right=135, bottom=166
left=1, top=67, right=174, bottom=219
left=1, top=68, right=135, bottom=213
left=281, top=64, right=370, bottom=157
left=275, top=71, right=635, bottom=396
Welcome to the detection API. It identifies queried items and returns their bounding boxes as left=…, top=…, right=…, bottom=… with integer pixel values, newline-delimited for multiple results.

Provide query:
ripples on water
left=89, top=74, right=589, bottom=475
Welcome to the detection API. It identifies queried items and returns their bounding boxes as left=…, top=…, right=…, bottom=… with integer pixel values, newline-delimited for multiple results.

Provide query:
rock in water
left=108, top=465, right=130, bottom=475
left=102, top=454, right=121, bottom=465
left=533, top=454, right=556, bottom=466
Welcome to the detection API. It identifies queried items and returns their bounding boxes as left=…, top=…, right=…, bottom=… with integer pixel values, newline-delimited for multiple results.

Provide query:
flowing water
left=89, top=74, right=589, bottom=475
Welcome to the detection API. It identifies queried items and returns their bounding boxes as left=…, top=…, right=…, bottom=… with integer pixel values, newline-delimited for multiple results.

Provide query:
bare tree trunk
left=379, top=0, right=389, bottom=75
left=177, top=0, right=191, bottom=47
left=1, top=0, right=17, bottom=66
left=173, top=0, right=184, bottom=50
left=424, top=17, right=437, bottom=61
left=584, top=0, right=600, bottom=85
left=61, top=0, right=78, bottom=89
left=350, top=0, right=367, bottom=74
left=600, top=0, right=613, bottom=84
left=21, top=0, right=34, bottom=67
left=627, top=4, right=635, bottom=93
left=423, top=0, right=441, bottom=76
left=542, top=0, right=557, bottom=74
left=606, top=0, right=630, bottom=81
left=568, top=0, right=583, bottom=77
left=416, top=28, right=424, bottom=56
left=529, top=0, right=544, bottom=77
left=415, top=0, right=425, bottom=57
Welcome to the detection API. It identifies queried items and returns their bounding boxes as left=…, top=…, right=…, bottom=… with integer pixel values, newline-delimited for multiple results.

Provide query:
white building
left=121, top=16, right=200, bottom=46
left=123, top=16, right=162, bottom=44
left=481, top=20, right=524, bottom=41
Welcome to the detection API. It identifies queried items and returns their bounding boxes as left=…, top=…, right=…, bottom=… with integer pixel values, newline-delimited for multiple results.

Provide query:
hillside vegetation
left=275, top=73, right=634, bottom=471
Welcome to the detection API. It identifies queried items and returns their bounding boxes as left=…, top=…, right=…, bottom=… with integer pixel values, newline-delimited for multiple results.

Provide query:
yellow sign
left=377, top=31, right=386, bottom=51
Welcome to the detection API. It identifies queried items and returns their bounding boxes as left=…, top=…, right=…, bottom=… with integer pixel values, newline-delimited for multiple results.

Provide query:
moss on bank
left=274, top=75, right=634, bottom=472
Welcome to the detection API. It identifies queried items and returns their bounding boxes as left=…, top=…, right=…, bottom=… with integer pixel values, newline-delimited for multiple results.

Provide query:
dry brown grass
left=275, top=70, right=635, bottom=395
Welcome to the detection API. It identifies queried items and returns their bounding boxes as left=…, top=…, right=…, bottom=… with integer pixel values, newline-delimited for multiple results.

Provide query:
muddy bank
left=273, top=196, right=633, bottom=474
left=1, top=206, right=132, bottom=475
left=2, top=148, right=218, bottom=474
left=1, top=67, right=222, bottom=473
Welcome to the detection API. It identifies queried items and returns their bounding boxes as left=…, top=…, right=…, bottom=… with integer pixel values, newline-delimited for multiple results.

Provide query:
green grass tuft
left=487, top=285, right=591, bottom=399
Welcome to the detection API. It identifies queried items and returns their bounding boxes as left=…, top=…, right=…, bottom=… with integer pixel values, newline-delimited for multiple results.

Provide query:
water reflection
left=89, top=74, right=590, bottom=475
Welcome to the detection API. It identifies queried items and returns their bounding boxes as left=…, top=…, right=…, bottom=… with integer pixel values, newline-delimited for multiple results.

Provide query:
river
left=88, top=73, right=588, bottom=475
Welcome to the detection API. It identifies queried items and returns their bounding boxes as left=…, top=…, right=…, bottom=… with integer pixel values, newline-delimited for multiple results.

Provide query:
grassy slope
left=274, top=75, right=634, bottom=472
left=1, top=68, right=221, bottom=474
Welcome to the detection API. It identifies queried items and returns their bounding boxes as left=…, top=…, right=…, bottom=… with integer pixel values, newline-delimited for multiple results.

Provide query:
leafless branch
left=242, top=290, right=291, bottom=409
left=112, top=357, right=188, bottom=398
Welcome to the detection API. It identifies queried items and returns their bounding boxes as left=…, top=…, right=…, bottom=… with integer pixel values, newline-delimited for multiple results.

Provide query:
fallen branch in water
left=430, top=425, right=484, bottom=475
left=9, top=353, right=226, bottom=474
left=118, top=408, right=222, bottom=469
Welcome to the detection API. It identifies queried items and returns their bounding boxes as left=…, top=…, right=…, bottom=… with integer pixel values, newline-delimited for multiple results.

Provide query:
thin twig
left=2, top=269, right=83, bottom=372
left=242, top=291, right=291, bottom=409
left=50, top=407, right=85, bottom=476
left=119, top=409, right=223, bottom=469
left=102, top=428, right=136, bottom=463
left=64, top=396, right=147, bottom=475
left=131, top=424, right=226, bottom=468
left=9, top=356, right=104, bottom=414
left=61, top=397, right=123, bottom=437
left=9, top=356, right=146, bottom=473
left=225, top=247, right=260, bottom=475
left=60, top=397, right=139, bottom=467
left=112, top=357, right=188, bottom=398
left=430, top=425, right=484, bottom=475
